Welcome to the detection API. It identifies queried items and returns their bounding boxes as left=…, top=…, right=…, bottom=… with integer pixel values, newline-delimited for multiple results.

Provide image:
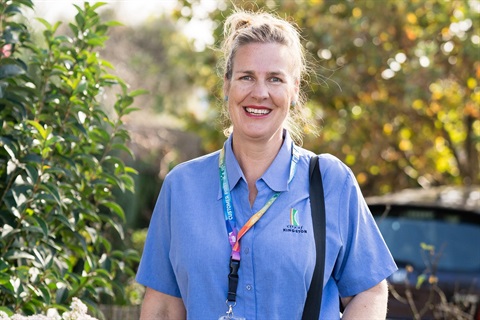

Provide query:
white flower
left=62, top=298, right=97, bottom=320
left=12, top=315, right=50, bottom=320
left=46, top=309, right=60, bottom=320
left=0, top=311, right=10, bottom=320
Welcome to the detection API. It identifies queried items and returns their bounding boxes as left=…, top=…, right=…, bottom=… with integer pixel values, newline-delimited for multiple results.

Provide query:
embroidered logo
left=284, top=208, right=307, bottom=234
left=290, top=208, right=299, bottom=226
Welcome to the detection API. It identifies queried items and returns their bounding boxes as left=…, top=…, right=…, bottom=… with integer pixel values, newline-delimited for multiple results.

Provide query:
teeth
left=245, top=107, right=270, bottom=115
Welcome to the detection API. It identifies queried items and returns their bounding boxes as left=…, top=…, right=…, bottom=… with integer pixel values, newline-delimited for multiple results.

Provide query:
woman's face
left=224, top=42, right=299, bottom=144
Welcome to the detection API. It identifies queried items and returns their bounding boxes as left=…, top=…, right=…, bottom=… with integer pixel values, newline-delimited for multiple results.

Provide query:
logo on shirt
left=283, top=208, right=307, bottom=234
left=290, top=208, right=299, bottom=226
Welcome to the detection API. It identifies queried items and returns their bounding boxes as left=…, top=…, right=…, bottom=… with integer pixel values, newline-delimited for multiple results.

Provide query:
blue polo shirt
left=136, top=132, right=397, bottom=319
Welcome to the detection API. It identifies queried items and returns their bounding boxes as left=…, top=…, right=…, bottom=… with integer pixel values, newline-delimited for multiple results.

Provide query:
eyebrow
left=234, top=70, right=287, bottom=77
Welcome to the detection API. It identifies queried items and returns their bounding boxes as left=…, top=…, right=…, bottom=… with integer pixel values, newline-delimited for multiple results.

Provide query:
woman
left=136, top=10, right=397, bottom=320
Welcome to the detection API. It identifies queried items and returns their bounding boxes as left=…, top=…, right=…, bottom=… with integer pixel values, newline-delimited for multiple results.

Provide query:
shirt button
left=246, top=285, right=252, bottom=291
left=244, top=248, right=249, bottom=254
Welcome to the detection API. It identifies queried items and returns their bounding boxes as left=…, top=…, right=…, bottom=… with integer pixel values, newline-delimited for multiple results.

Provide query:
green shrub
left=0, top=1, right=142, bottom=315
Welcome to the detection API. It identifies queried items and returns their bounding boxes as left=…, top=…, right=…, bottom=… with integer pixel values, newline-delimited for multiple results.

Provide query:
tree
left=172, top=0, right=479, bottom=195
left=0, top=1, right=140, bottom=315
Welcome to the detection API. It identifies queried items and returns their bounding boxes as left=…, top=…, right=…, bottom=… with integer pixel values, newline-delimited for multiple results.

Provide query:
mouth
left=244, top=107, right=271, bottom=116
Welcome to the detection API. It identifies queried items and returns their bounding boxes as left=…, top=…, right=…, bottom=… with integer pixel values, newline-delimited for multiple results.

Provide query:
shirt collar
left=224, top=134, right=244, bottom=190
left=262, top=130, right=292, bottom=192
left=217, top=130, right=294, bottom=200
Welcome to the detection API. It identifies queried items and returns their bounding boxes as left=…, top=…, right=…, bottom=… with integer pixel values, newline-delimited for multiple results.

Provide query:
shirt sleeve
left=332, top=162, right=397, bottom=298
left=135, top=174, right=182, bottom=297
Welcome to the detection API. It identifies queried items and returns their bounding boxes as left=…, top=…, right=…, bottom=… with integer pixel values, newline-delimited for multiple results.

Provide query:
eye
left=270, top=77, right=283, bottom=83
left=240, top=75, right=253, bottom=81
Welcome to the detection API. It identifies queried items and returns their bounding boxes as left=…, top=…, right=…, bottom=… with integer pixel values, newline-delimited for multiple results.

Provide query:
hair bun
left=233, top=18, right=252, bottom=31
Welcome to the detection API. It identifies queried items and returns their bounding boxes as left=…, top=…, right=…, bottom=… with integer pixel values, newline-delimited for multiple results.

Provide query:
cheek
left=229, top=84, right=250, bottom=98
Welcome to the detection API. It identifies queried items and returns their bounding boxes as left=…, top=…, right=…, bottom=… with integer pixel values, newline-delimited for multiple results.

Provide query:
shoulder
left=318, top=153, right=352, bottom=175
left=314, top=153, right=360, bottom=198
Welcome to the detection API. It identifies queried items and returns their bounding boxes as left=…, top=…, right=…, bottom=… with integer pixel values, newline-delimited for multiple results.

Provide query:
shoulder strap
left=302, top=155, right=326, bottom=320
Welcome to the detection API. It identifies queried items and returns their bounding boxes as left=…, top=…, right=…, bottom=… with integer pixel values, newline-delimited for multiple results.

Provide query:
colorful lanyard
left=219, top=141, right=300, bottom=312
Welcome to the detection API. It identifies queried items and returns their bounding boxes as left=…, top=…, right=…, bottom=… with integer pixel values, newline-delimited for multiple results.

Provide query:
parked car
left=367, top=185, right=480, bottom=320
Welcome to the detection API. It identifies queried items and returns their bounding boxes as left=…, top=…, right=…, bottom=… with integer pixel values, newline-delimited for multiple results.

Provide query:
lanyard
left=219, top=141, right=300, bottom=311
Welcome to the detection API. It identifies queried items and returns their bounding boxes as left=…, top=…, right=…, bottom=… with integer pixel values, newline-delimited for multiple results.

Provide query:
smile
left=244, top=107, right=271, bottom=115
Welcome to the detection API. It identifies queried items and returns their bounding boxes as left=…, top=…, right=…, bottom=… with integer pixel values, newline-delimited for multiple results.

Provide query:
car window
left=372, top=206, right=480, bottom=272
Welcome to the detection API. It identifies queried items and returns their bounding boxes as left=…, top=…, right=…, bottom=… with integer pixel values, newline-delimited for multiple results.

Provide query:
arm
left=140, top=287, right=186, bottom=320
left=340, top=280, right=389, bottom=320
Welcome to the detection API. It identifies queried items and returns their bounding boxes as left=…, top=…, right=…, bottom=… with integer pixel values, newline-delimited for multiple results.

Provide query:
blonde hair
left=220, top=10, right=314, bottom=144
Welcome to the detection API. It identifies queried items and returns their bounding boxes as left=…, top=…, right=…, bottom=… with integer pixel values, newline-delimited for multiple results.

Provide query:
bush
left=0, top=1, right=142, bottom=315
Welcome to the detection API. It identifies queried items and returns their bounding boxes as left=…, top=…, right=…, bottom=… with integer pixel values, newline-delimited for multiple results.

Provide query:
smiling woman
left=221, top=10, right=309, bottom=145
left=136, top=9, right=397, bottom=320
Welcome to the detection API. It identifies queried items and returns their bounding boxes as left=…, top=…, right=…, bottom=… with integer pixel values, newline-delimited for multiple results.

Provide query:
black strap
left=227, top=258, right=240, bottom=302
left=302, top=155, right=326, bottom=320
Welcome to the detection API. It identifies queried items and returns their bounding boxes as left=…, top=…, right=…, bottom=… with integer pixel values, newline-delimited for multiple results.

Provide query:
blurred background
left=32, top=0, right=479, bottom=230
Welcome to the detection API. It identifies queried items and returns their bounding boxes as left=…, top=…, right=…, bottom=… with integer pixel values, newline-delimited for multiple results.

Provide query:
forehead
left=232, top=42, right=295, bottom=74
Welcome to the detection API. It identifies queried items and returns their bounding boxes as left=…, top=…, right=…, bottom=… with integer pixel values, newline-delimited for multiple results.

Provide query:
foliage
left=0, top=0, right=141, bottom=316
left=170, top=0, right=479, bottom=195
left=389, top=243, right=477, bottom=320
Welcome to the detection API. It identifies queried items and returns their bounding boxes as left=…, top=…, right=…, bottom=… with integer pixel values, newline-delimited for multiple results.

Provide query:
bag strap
left=302, top=155, right=326, bottom=320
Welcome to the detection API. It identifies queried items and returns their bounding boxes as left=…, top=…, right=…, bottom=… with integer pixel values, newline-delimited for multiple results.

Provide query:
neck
left=231, top=132, right=284, bottom=205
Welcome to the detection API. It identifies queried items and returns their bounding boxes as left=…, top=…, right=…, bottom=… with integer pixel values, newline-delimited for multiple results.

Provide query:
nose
left=251, top=81, right=269, bottom=101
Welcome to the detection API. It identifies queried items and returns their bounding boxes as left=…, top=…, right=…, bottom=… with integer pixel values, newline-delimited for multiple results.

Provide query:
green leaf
left=25, top=163, right=39, bottom=183
left=89, top=127, right=110, bottom=143
left=55, top=285, right=69, bottom=305
left=102, top=201, right=126, bottom=222
left=85, top=35, right=109, bottom=47
left=5, top=250, right=36, bottom=261
left=55, top=35, right=72, bottom=43
left=99, top=73, right=120, bottom=84
left=416, top=274, right=426, bottom=289
left=73, top=78, right=88, bottom=94
left=38, top=182, right=62, bottom=207
left=129, top=89, right=149, bottom=98
left=90, top=2, right=107, bottom=11
left=94, top=268, right=112, bottom=280
left=1, top=224, right=19, bottom=239
left=12, top=0, right=34, bottom=9
left=39, top=286, right=51, bottom=305
left=121, top=174, right=135, bottom=192
left=0, top=258, right=9, bottom=272
left=0, top=307, right=13, bottom=316
left=104, top=20, right=123, bottom=27
left=420, top=242, right=434, bottom=251
left=26, top=120, right=47, bottom=140
left=111, top=143, right=135, bottom=159
left=54, top=213, right=74, bottom=231
left=31, top=215, right=49, bottom=237
left=126, top=248, right=140, bottom=261
left=74, top=6, right=85, bottom=28
left=122, top=106, right=140, bottom=115
left=125, top=166, right=139, bottom=175
left=68, top=22, right=79, bottom=36
left=101, top=215, right=125, bottom=240
left=101, top=171, right=124, bottom=192
left=35, top=17, right=52, bottom=30
left=4, top=5, right=22, bottom=16
left=0, top=63, right=25, bottom=79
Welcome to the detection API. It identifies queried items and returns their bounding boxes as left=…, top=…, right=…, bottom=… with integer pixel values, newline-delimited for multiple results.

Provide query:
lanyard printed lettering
left=218, top=142, right=299, bottom=319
